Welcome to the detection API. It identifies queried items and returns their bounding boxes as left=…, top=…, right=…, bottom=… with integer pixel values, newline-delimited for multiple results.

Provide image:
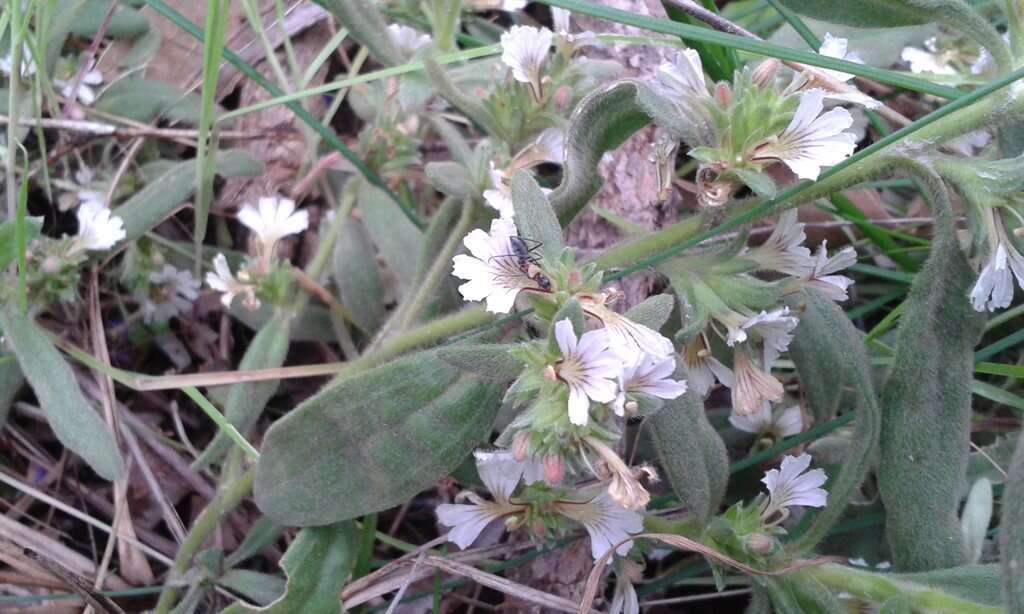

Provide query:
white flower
left=0, top=43, right=36, bottom=78
left=500, top=26, right=553, bottom=99
left=972, top=240, right=1024, bottom=312
left=465, top=0, right=526, bottom=10
left=56, top=63, right=103, bottom=105
left=579, top=294, right=675, bottom=364
left=901, top=45, right=957, bottom=76
left=817, top=33, right=864, bottom=83
left=730, top=404, right=803, bottom=438
left=748, top=209, right=813, bottom=276
left=946, top=129, right=991, bottom=156
left=752, top=89, right=857, bottom=180
left=553, top=320, right=622, bottom=426
left=557, top=491, right=644, bottom=560
left=142, top=265, right=200, bottom=323
left=762, top=453, right=828, bottom=513
left=806, top=241, right=857, bottom=301
left=731, top=348, right=784, bottom=416
left=436, top=450, right=527, bottom=549
left=654, top=48, right=707, bottom=99
left=682, top=339, right=734, bottom=397
left=610, top=570, right=640, bottom=614
left=70, top=200, right=126, bottom=254
left=552, top=7, right=572, bottom=36
left=237, top=196, right=309, bottom=258
left=512, top=127, right=565, bottom=169
left=612, top=355, right=688, bottom=416
left=725, top=308, right=799, bottom=363
left=451, top=217, right=546, bottom=313
left=205, top=253, right=259, bottom=310
left=388, top=24, right=431, bottom=57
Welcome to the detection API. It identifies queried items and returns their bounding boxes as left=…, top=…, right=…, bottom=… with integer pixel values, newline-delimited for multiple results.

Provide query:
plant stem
left=154, top=468, right=256, bottom=614
left=594, top=213, right=705, bottom=271
left=396, top=200, right=475, bottom=332
left=797, top=564, right=1005, bottom=614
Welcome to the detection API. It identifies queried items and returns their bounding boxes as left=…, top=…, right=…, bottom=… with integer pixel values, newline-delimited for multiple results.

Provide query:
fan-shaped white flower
left=805, top=240, right=857, bottom=301
left=436, top=450, right=528, bottom=549
left=238, top=196, right=309, bottom=258
left=612, top=355, right=688, bottom=416
left=683, top=339, right=734, bottom=397
left=762, top=453, right=828, bottom=516
left=725, top=307, right=799, bottom=361
left=816, top=33, right=864, bottom=83
left=901, top=45, right=957, bottom=76
left=552, top=7, right=572, bottom=36
left=205, top=253, right=259, bottom=310
left=748, top=209, right=813, bottom=276
left=552, top=320, right=622, bottom=426
left=500, top=26, right=553, bottom=99
left=972, top=240, right=1024, bottom=312
left=69, top=200, right=126, bottom=254
left=654, top=48, right=707, bottom=99
left=451, top=217, right=546, bottom=313
left=557, top=491, right=644, bottom=560
left=752, top=89, right=857, bottom=180
left=513, top=127, right=565, bottom=169
left=142, top=266, right=200, bottom=323
left=56, top=62, right=103, bottom=105
left=730, top=404, right=803, bottom=438
left=388, top=24, right=431, bottom=57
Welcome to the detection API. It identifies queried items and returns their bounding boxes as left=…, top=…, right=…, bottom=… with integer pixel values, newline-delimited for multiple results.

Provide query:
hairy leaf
left=511, top=172, right=564, bottom=264
left=0, top=309, right=123, bottom=480
left=334, top=217, right=385, bottom=334
left=96, top=78, right=211, bottom=124
left=1001, top=429, right=1024, bottom=610
left=356, top=181, right=424, bottom=298
left=113, top=151, right=262, bottom=243
left=624, top=293, right=675, bottom=331
left=878, top=217, right=985, bottom=571
left=0, top=217, right=41, bottom=272
left=425, top=162, right=476, bottom=201
left=194, top=312, right=292, bottom=468
left=789, top=289, right=881, bottom=553
left=223, top=522, right=357, bottom=613
left=437, top=344, right=525, bottom=382
left=961, top=478, right=993, bottom=565
left=0, top=357, right=22, bottom=430
left=66, top=0, right=150, bottom=38
left=255, top=349, right=503, bottom=525
left=649, top=387, right=728, bottom=524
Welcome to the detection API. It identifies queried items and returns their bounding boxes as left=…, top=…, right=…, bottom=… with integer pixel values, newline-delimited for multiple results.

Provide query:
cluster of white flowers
left=55, top=60, right=104, bottom=106
left=141, top=265, right=201, bottom=324
left=500, top=25, right=554, bottom=100
left=205, top=196, right=308, bottom=310
left=436, top=450, right=644, bottom=561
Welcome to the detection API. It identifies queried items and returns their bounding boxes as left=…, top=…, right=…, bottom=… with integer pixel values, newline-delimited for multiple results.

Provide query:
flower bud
left=715, top=82, right=732, bottom=107
left=543, top=364, right=558, bottom=382
left=513, top=432, right=531, bottom=461
left=41, top=255, right=62, bottom=274
left=543, top=454, right=564, bottom=485
left=624, top=400, right=639, bottom=415
left=552, top=85, right=573, bottom=110
left=752, top=59, right=781, bottom=87
left=744, top=532, right=775, bottom=555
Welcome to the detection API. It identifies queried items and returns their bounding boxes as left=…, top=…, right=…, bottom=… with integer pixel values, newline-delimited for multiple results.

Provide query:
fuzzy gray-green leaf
left=878, top=220, right=985, bottom=571
left=624, top=294, right=675, bottom=331
left=0, top=309, right=123, bottom=480
left=222, top=522, right=357, bottom=613
left=1001, top=429, right=1024, bottom=611
left=511, top=172, right=564, bottom=264
left=194, top=312, right=292, bottom=468
left=255, top=349, right=503, bottom=526
left=437, top=344, right=525, bottom=382
left=789, top=289, right=881, bottom=554
left=356, top=181, right=424, bottom=298
left=334, top=217, right=385, bottom=334
left=649, top=387, right=728, bottom=524
left=96, top=78, right=210, bottom=125
left=113, top=151, right=262, bottom=243
left=425, top=162, right=476, bottom=201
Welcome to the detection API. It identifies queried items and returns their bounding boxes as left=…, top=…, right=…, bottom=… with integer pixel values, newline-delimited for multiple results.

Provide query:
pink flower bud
left=744, top=532, right=775, bottom=555
left=752, top=59, right=781, bottom=87
left=543, top=454, right=564, bottom=485
left=715, top=82, right=732, bottom=106
left=513, top=432, right=531, bottom=461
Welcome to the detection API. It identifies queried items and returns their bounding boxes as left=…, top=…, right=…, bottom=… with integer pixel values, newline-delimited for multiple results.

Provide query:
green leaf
left=0, top=217, right=41, bottom=272
left=894, top=564, right=1004, bottom=607
left=113, top=151, right=262, bottom=244
left=623, top=294, right=675, bottom=331
left=425, top=161, right=476, bottom=201
left=356, top=181, right=424, bottom=298
left=65, top=0, right=150, bottom=38
left=879, top=596, right=912, bottom=614
left=774, top=0, right=931, bottom=26
left=437, top=343, right=525, bottom=382
left=194, top=311, right=292, bottom=469
left=0, top=308, right=123, bottom=480
left=334, top=217, right=384, bottom=334
left=960, top=478, right=993, bottom=565
left=96, top=78, right=211, bottom=124
left=222, top=522, right=357, bottom=613
left=218, top=570, right=286, bottom=607
left=0, top=357, right=22, bottom=430
left=878, top=209, right=985, bottom=571
left=549, top=81, right=652, bottom=225
left=1001, top=430, right=1024, bottom=611
left=787, top=289, right=866, bottom=422
left=255, top=349, right=503, bottom=525
left=788, top=289, right=881, bottom=554
left=510, top=172, right=564, bottom=264
left=649, top=387, right=728, bottom=525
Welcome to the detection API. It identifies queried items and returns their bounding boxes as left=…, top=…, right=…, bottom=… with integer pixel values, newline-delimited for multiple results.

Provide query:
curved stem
left=154, top=468, right=256, bottom=613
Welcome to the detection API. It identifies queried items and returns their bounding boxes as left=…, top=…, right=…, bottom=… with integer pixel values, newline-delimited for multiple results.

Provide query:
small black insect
left=492, top=235, right=553, bottom=292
